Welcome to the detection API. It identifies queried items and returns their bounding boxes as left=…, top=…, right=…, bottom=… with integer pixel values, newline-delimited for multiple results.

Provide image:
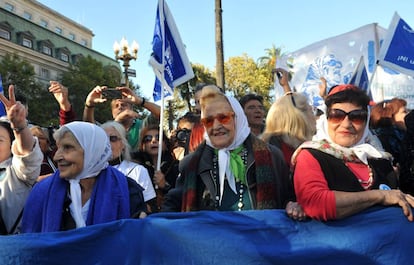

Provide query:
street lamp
left=113, top=37, right=139, bottom=87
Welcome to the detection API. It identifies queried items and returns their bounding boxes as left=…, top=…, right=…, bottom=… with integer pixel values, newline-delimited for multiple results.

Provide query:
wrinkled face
left=201, top=100, right=235, bottom=149
left=104, top=127, right=124, bottom=160
left=0, top=126, right=11, bottom=162
left=327, top=102, right=367, bottom=147
left=111, top=99, right=132, bottom=119
left=53, top=132, right=84, bottom=179
left=243, top=99, right=265, bottom=128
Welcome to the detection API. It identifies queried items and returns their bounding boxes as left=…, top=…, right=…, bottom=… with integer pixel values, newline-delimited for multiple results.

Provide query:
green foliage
left=224, top=54, right=273, bottom=109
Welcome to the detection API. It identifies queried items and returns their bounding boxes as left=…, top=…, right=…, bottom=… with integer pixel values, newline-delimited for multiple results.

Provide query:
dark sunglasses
left=109, top=135, right=121, bottom=142
left=200, top=112, right=235, bottom=128
left=327, top=108, right=368, bottom=125
left=143, top=134, right=159, bottom=143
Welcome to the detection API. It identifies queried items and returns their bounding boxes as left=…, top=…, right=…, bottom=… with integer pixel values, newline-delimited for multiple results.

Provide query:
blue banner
left=0, top=207, right=412, bottom=265
left=150, top=0, right=194, bottom=101
left=378, top=12, right=414, bottom=76
left=0, top=74, right=6, bottom=116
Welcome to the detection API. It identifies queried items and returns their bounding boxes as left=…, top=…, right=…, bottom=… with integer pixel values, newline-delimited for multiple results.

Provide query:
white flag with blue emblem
left=377, top=12, right=414, bottom=76
left=149, top=0, right=194, bottom=102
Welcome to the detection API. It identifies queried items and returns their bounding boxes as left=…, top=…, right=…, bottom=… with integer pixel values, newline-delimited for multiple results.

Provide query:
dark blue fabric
left=3, top=207, right=413, bottom=265
left=21, top=167, right=130, bottom=233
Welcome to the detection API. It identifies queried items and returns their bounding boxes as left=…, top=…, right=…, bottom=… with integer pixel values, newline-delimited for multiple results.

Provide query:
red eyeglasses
left=327, top=108, right=368, bottom=125
left=200, top=112, right=235, bottom=128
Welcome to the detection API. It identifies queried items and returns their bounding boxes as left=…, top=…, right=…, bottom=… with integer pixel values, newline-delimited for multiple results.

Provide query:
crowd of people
left=1, top=71, right=414, bottom=235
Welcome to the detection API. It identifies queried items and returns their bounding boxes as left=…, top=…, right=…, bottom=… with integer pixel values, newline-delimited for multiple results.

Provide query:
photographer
left=83, top=86, right=160, bottom=151
left=172, top=112, right=203, bottom=160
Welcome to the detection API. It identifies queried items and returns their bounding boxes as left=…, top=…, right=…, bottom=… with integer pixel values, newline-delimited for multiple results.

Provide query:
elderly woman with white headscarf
left=21, top=121, right=145, bottom=233
left=292, top=84, right=414, bottom=221
left=162, top=85, right=294, bottom=212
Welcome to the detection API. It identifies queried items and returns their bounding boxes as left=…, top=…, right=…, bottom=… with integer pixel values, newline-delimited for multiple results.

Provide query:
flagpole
left=156, top=0, right=165, bottom=172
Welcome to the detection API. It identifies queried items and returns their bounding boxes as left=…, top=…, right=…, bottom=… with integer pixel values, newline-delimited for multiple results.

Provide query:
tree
left=224, top=54, right=273, bottom=108
left=257, top=44, right=284, bottom=71
left=0, top=53, right=57, bottom=126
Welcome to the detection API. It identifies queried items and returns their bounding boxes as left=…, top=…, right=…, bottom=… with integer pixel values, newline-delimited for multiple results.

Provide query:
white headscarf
left=313, top=110, right=387, bottom=164
left=205, top=95, right=250, bottom=203
left=63, top=121, right=112, bottom=228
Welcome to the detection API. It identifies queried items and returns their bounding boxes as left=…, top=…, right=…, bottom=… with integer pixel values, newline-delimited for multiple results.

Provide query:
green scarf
left=229, top=145, right=246, bottom=185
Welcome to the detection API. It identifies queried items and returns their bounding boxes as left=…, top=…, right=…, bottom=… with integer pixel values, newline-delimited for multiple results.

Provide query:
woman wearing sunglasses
left=101, top=121, right=157, bottom=216
left=132, top=124, right=179, bottom=212
left=162, top=85, right=294, bottom=212
left=292, top=84, right=414, bottom=221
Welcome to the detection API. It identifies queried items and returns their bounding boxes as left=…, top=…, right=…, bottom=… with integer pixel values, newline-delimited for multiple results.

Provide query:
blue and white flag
left=349, top=56, right=371, bottom=98
left=377, top=12, right=414, bottom=76
left=0, top=74, right=6, bottom=116
left=276, top=23, right=385, bottom=107
left=149, top=0, right=194, bottom=102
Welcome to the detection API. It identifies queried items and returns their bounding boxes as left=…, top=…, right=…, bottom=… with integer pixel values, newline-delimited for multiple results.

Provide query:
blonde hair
left=262, top=92, right=314, bottom=147
left=199, top=85, right=228, bottom=113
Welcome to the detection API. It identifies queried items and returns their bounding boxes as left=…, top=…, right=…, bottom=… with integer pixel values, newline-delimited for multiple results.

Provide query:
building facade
left=0, top=0, right=120, bottom=86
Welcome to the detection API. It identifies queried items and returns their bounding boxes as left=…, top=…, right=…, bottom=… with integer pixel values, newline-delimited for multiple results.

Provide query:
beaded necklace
left=212, top=147, right=248, bottom=211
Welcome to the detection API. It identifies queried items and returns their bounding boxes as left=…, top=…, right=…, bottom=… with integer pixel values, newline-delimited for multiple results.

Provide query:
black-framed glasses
left=327, top=108, right=368, bottom=125
left=200, top=112, right=235, bottom=128
left=143, top=134, right=160, bottom=143
left=109, top=135, right=121, bottom=143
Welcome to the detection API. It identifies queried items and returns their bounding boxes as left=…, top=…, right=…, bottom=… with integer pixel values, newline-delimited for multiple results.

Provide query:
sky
left=37, top=0, right=414, bottom=102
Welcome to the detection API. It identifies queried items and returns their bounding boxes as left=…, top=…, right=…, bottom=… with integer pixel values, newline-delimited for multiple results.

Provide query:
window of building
left=60, top=53, right=69, bottom=62
left=4, top=3, right=14, bottom=12
left=81, top=39, right=87, bottom=46
left=69, top=33, right=75, bottom=41
left=42, top=46, right=51, bottom=55
left=22, top=38, right=32, bottom=48
left=0, top=28, right=10, bottom=40
left=40, top=68, right=50, bottom=79
left=40, top=19, right=48, bottom=28
left=55, top=27, right=62, bottom=35
left=23, top=11, right=32, bottom=20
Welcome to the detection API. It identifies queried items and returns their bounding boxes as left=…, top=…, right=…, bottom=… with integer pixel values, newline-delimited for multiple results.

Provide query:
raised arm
left=82, top=86, right=107, bottom=123
left=274, top=67, right=292, bottom=93
left=0, top=85, right=35, bottom=155
left=48, top=81, right=76, bottom=125
left=118, top=87, right=160, bottom=118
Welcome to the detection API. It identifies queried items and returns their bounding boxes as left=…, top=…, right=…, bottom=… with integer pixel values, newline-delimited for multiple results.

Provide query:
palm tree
left=257, top=44, right=284, bottom=72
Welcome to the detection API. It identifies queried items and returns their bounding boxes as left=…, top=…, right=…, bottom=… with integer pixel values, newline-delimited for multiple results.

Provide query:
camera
left=101, top=88, right=122, bottom=99
left=175, top=128, right=191, bottom=147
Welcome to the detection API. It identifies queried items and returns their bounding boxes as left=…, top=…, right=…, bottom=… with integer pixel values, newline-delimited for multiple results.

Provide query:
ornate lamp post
left=113, top=37, right=139, bottom=87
